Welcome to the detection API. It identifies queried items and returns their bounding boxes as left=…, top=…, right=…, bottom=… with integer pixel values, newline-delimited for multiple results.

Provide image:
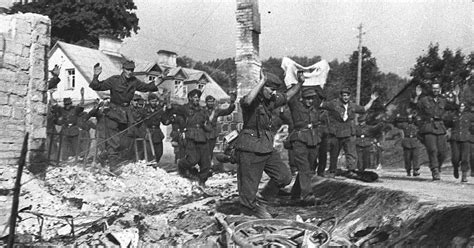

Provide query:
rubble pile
left=4, top=160, right=237, bottom=245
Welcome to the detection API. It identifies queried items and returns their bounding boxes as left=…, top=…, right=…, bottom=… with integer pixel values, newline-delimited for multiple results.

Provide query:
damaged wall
left=0, top=13, right=51, bottom=170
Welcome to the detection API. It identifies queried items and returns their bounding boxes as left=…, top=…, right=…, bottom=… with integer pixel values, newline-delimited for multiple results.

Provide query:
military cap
left=340, top=87, right=351, bottom=94
left=301, top=88, right=317, bottom=98
left=122, top=60, right=135, bottom=70
left=148, top=93, right=159, bottom=100
left=205, top=95, right=216, bottom=101
left=264, top=72, right=284, bottom=90
left=188, top=89, right=202, bottom=98
left=133, top=94, right=143, bottom=101
left=63, top=97, right=72, bottom=105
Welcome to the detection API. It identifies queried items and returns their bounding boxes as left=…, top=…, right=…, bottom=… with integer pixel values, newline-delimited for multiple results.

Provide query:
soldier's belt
left=294, top=123, right=318, bottom=130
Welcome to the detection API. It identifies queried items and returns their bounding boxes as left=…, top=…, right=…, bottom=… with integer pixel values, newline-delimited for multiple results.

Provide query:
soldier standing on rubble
left=167, top=89, right=212, bottom=186
left=320, top=87, right=379, bottom=178
left=127, top=94, right=148, bottom=160
left=234, top=70, right=304, bottom=219
left=412, top=82, right=459, bottom=180
left=144, top=93, right=171, bottom=165
left=394, top=111, right=422, bottom=177
left=204, top=94, right=236, bottom=159
left=89, top=60, right=162, bottom=168
left=445, top=102, right=474, bottom=182
left=287, top=87, right=321, bottom=205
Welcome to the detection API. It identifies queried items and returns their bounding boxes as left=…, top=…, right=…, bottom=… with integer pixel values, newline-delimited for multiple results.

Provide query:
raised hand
left=415, top=85, right=422, bottom=96
left=229, top=91, right=237, bottom=103
left=93, top=63, right=102, bottom=76
left=370, top=91, right=379, bottom=100
left=51, top=64, right=60, bottom=77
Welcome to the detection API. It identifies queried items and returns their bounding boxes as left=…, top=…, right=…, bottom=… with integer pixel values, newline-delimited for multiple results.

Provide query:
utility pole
left=356, top=23, right=364, bottom=106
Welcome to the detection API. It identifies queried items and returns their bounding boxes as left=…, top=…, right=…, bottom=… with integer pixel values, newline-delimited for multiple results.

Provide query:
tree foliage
left=9, top=0, right=140, bottom=48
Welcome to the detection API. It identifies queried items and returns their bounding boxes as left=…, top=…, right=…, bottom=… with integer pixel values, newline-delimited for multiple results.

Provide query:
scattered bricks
left=0, top=105, right=12, bottom=117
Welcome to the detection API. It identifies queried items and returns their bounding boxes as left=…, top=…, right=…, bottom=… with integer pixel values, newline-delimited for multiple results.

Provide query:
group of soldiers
left=46, top=59, right=473, bottom=219
left=46, top=61, right=236, bottom=187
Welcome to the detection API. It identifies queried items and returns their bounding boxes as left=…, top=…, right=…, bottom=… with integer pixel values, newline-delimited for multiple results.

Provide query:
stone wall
left=0, top=13, right=51, bottom=170
left=235, top=0, right=261, bottom=99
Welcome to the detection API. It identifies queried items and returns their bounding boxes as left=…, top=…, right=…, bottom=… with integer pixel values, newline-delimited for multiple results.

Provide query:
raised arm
left=363, top=91, right=379, bottom=111
left=89, top=63, right=113, bottom=91
left=285, top=71, right=305, bottom=102
left=242, top=70, right=266, bottom=106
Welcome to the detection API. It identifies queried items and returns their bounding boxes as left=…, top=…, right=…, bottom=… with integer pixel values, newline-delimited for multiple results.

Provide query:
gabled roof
left=49, top=41, right=126, bottom=98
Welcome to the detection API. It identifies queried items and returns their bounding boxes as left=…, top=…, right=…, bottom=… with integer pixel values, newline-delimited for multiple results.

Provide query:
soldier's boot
left=453, top=166, right=459, bottom=179
left=259, top=180, right=281, bottom=205
left=406, top=170, right=411, bottom=176
left=461, top=171, right=468, bottom=183
left=432, top=168, right=440, bottom=181
left=413, top=169, right=420, bottom=177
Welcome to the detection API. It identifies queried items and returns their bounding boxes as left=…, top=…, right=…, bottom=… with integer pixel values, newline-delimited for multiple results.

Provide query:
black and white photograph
left=0, top=0, right=473, bottom=246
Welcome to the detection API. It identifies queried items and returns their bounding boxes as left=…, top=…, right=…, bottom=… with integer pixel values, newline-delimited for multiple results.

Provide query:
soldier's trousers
left=356, top=145, right=371, bottom=171
left=208, top=138, right=217, bottom=159
left=328, top=135, right=357, bottom=172
left=178, top=139, right=211, bottom=183
left=147, top=142, right=163, bottom=164
left=236, top=150, right=292, bottom=210
left=471, top=142, right=474, bottom=175
left=422, top=134, right=447, bottom=172
left=290, top=141, right=318, bottom=200
left=61, top=135, right=79, bottom=160
left=450, top=141, right=470, bottom=172
left=403, top=147, right=420, bottom=172
left=316, top=133, right=329, bottom=175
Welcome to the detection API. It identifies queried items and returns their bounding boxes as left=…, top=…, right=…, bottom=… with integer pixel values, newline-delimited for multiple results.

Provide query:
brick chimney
left=98, top=35, right=122, bottom=57
left=157, top=50, right=177, bottom=68
left=235, top=0, right=261, bottom=98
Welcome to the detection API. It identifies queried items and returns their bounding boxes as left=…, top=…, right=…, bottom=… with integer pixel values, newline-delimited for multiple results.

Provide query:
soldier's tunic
left=416, top=95, right=449, bottom=173
left=321, top=99, right=366, bottom=172
left=287, top=96, right=320, bottom=200
left=316, top=110, right=329, bottom=176
left=56, top=105, right=84, bottom=160
left=395, top=117, right=422, bottom=174
left=171, top=103, right=212, bottom=184
left=204, top=102, right=235, bottom=157
left=446, top=110, right=474, bottom=173
left=355, top=122, right=384, bottom=171
left=144, top=104, right=170, bottom=164
left=234, top=93, right=292, bottom=210
left=89, top=73, right=158, bottom=163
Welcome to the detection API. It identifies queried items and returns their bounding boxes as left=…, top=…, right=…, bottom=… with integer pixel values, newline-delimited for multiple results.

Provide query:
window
left=174, top=80, right=187, bottom=98
left=198, top=82, right=205, bottom=90
left=148, top=75, right=156, bottom=82
left=66, top=69, right=75, bottom=90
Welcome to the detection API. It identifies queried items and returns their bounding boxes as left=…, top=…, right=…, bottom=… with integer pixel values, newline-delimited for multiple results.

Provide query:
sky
left=1, top=0, right=472, bottom=78
left=118, top=0, right=472, bottom=78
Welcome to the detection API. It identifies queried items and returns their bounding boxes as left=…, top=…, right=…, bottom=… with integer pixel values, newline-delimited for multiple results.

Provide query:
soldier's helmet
left=188, top=89, right=202, bottom=98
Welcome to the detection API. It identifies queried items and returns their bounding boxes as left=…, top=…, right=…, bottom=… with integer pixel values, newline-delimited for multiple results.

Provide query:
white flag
left=281, top=57, right=330, bottom=88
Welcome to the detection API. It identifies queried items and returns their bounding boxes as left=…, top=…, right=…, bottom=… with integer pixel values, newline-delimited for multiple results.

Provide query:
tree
left=9, top=0, right=140, bottom=48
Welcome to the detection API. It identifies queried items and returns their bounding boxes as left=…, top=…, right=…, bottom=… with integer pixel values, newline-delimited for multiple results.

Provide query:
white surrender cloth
left=281, top=57, right=330, bottom=88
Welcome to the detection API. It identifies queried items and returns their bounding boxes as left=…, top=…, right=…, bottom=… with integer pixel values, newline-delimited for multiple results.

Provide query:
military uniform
left=355, top=121, right=384, bottom=171
left=235, top=91, right=292, bottom=212
left=170, top=93, right=212, bottom=185
left=316, top=110, right=329, bottom=176
left=144, top=102, right=170, bottom=164
left=395, top=116, right=422, bottom=176
left=445, top=109, right=474, bottom=182
left=204, top=97, right=235, bottom=158
left=321, top=97, right=366, bottom=173
left=55, top=99, right=84, bottom=160
left=279, top=107, right=297, bottom=174
left=170, top=114, right=186, bottom=163
left=89, top=62, right=158, bottom=164
left=416, top=95, right=449, bottom=178
left=287, top=88, right=320, bottom=201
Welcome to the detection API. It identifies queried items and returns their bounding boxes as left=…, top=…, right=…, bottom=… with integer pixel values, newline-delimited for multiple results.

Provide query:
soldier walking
left=144, top=93, right=171, bottom=165
left=394, top=113, right=422, bottom=176
left=234, top=71, right=303, bottom=219
left=412, top=82, right=459, bottom=180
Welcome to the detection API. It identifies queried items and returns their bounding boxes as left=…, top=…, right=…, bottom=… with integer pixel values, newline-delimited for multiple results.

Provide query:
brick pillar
left=0, top=13, right=51, bottom=171
left=235, top=0, right=261, bottom=99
